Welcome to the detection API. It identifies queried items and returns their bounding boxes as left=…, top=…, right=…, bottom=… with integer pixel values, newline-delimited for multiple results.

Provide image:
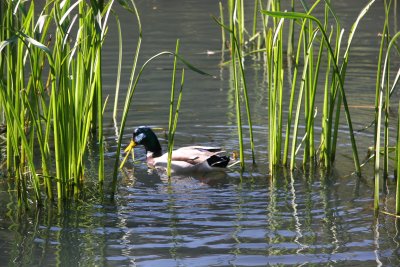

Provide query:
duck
left=124, top=126, right=230, bottom=174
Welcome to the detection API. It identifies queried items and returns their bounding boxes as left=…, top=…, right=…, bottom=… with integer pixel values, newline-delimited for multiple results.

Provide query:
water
left=2, top=0, right=400, bottom=266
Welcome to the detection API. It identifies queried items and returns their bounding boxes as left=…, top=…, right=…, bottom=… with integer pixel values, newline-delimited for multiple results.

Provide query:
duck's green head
left=131, top=126, right=162, bottom=156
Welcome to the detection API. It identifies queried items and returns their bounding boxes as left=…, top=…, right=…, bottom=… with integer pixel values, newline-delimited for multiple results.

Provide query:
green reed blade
left=266, top=28, right=274, bottom=172
left=235, top=38, right=256, bottom=164
left=287, top=0, right=295, bottom=57
left=290, top=30, right=318, bottom=170
left=327, top=0, right=375, bottom=166
left=376, top=30, right=400, bottom=213
left=212, top=14, right=256, bottom=169
left=0, top=87, right=41, bottom=205
left=219, top=2, right=226, bottom=50
left=111, top=14, right=122, bottom=121
left=306, top=26, right=324, bottom=162
left=230, top=32, right=244, bottom=169
left=167, top=68, right=185, bottom=178
left=270, top=17, right=284, bottom=169
left=283, top=0, right=320, bottom=167
left=374, top=0, right=391, bottom=213
left=167, top=40, right=180, bottom=178
left=397, top=100, right=400, bottom=215
left=1, top=0, right=125, bottom=206
left=262, top=9, right=361, bottom=176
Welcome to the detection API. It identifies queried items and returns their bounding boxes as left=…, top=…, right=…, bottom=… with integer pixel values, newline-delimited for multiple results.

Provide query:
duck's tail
left=207, top=155, right=230, bottom=168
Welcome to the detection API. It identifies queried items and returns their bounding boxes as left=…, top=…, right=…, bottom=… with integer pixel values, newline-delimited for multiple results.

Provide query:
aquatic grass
left=219, top=2, right=226, bottom=50
left=289, top=28, right=319, bottom=171
left=112, top=11, right=123, bottom=122
left=321, top=1, right=375, bottom=172
left=216, top=0, right=372, bottom=175
left=229, top=0, right=245, bottom=48
left=111, top=0, right=143, bottom=194
left=167, top=40, right=185, bottom=178
left=374, top=10, right=400, bottom=213
left=397, top=101, right=400, bottom=215
left=0, top=0, right=121, bottom=207
left=228, top=1, right=245, bottom=170
left=0, top=1, right=53, bottom=206
left=167, top=41, right=180, bottom=177
left=49, top=0, right=112, bottom=200
left=373, top=0, right=390, bottom=213
left=266, top=15, right=284, bottom=175
left=315, top=1, right=344, bottom=170
left=214, top=0, right=256, bottom=170
left=263, top=1, right=321, bottom=171
left=287, top=0, right=295, bottom=57
left=260, top=0, right=375, bottom=175
left=167, top=68, right=185, bottom=178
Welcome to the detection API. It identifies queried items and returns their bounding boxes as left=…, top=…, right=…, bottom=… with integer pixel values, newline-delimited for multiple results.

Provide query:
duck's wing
left=153, top=146, right=230, bottom=173
left=174, top=148, right=211, bottom=163
left=152, top=151, right=201, bottom=173
left=154, top=146, right=221, bottom=166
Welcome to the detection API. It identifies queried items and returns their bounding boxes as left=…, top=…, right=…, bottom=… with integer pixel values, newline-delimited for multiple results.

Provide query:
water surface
left=1, top=0, right=400, bottom=266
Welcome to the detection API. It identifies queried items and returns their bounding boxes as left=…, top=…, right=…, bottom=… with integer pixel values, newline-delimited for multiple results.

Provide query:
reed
left=265, top=3, right=284, bottom=175
left=112, top=12, right=123, bottom=121
left=0, top=0, right=204, bottom=206
left=111, top=0, right=143, bottom=194
left=167, top=40, right=185, bottom=178
left=218, top=0, right=368, bottom=174
left=217, top=0, right=400, bottom=220
left=397, top=102, right=400, bottom=215
left=373, top=0, right=400, bottom=213
left=373, top=0, right=386, bottom=213
left=260, top=0, right=374, bottom=175
left=219, top=2, right=226, bottom=51
left=214, top=0, right=256, bottom=170
left=0, top=0, right=118, bottom=207
left=0, top=1, right=57, bottom=206
left=287, top=0, right=295, bottom=57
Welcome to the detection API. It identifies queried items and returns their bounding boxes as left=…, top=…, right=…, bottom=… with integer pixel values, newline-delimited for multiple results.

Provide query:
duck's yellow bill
left=119, top=140, right=136, bottom=169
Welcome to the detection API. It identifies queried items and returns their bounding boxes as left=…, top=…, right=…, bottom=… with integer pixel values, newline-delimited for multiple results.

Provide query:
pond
left=1, top=0, right=400, bottom=266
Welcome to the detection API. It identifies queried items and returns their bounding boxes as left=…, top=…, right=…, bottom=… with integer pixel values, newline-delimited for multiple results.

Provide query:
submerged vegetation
left=1, top=0, right=400, bottom=217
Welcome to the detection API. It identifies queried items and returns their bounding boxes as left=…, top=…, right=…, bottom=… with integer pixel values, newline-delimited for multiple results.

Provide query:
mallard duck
left=125, top=126, right=230, bottom=174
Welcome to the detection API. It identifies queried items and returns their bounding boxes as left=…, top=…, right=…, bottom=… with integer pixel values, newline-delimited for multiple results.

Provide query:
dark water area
left=2, top=0, right=400, bottom=266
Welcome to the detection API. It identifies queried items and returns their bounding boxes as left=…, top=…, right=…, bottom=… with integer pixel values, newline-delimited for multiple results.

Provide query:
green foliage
left=215, top=0, right=256, bottom=170
left=218, top=0, right=374, bottom=176
left=261, top=0, right=376, bottom=175
left=374, top=0, right=400, bottom=214
left=0, top=0, right=114, bottom=208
